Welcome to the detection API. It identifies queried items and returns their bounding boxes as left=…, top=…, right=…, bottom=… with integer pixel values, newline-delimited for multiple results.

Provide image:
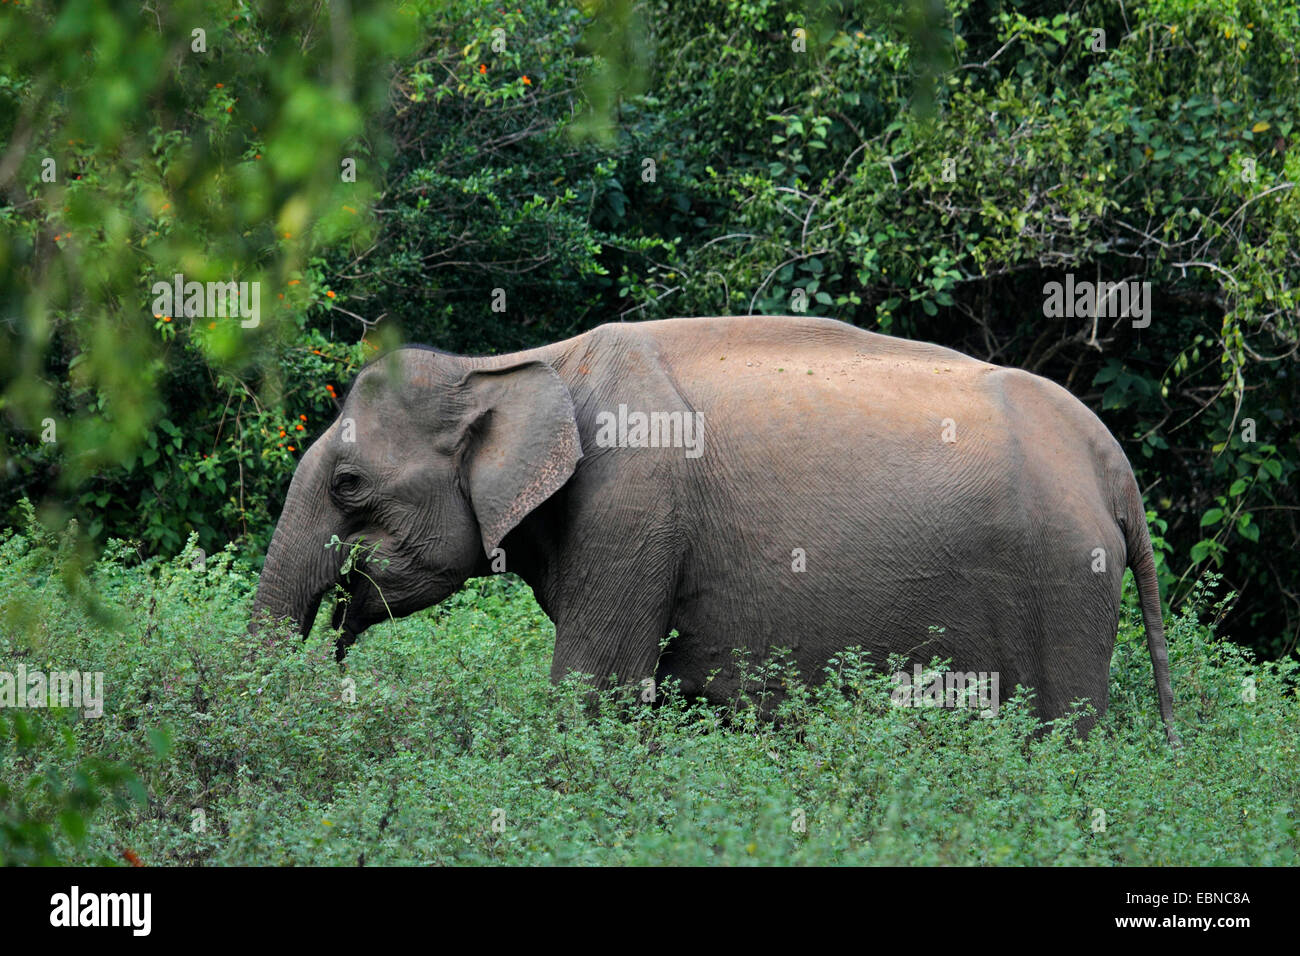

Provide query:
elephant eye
left=331, top=471, right=366, bottom=502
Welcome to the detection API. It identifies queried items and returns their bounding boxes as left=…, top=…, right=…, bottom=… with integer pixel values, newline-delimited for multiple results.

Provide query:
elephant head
left=250, top=347, right=581, bottom=658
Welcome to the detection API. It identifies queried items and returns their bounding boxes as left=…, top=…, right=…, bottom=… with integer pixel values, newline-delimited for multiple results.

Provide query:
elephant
left=251, top=314, right=1178, bottom=744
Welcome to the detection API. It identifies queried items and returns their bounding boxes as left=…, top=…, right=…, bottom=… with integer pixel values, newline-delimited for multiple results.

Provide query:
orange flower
left=162, top=316, right=171, bottom=323
left=226, top=106, right=233, bottom=113
left=326, top=290, right=335, bottom=299
left=522, top=75, right=531, bottom=85
left=299, top=414, right=307, bottom=421
left=287, top=446, right=296, bottom=451
left=216, top=83, right=224, bottom=88
left=479, top=64, right=487, bottom=74
left=296, top=424, right=304, bottom=431
left=288, top=279, right=301, bottom=285
left=279, top=429, right=286, bottom=437
left=313, top=349, right=322, bottom=355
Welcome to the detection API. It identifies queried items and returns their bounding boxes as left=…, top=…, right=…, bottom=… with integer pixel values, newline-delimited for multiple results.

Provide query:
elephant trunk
left=250, top=436, right=343, bottom=638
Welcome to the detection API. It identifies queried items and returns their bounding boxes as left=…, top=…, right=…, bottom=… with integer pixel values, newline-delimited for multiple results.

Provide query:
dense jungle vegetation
left=1, top=0, right=1297, bottom=863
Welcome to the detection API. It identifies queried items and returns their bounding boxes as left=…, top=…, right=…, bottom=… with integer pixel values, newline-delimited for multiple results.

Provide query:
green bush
left=1, top=0, right=410, bottom=557
left=1, top=508, right=1295, bottom=865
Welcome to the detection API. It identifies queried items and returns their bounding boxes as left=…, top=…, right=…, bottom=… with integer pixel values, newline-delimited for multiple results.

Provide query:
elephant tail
left=1122, top=478, right=1180, bottom=747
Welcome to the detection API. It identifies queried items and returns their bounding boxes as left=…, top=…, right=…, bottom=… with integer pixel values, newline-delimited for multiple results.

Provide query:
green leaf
left=147, top=726, right=173, bottom=758
left=59, top=809, right=87, bottom=843
left=1092, top=360, right=1122, bottom=385
left=1200, top=508, right=1224, bottom=528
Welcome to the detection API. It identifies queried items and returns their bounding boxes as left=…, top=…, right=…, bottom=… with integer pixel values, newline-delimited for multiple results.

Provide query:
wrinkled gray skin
left=251, top=315, right=1178, bottom=743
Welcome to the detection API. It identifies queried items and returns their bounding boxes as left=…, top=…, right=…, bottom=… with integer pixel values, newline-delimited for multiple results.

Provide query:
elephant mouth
left=329, top=594, right=352, bottom=633
left=325, top=567, right=460, bottom=660
left=327, top=572, right=403, bottom=656
left=328, top=574, right=374, bottom=648
left=329, top=587, right=369, bottom=662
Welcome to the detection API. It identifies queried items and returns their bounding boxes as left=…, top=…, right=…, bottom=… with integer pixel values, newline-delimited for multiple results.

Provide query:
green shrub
left=1, top=508, right=1294, bottom=865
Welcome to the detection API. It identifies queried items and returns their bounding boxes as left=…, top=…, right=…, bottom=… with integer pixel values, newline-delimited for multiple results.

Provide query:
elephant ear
left=458, top=361, right=582, bottom=555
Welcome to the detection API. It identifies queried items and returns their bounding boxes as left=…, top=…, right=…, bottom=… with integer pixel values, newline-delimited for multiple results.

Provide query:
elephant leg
left=1030, top=618, right=1115, bottom=737
left=540, top=481, right=681, bottom=696
left=550, top=604, right=669, bottom=694
left=547, top=553, right=678, bottom=696
left=1032, top=555, right=1123, bottom=737
left=1035, top=666, right=1110, bottom=737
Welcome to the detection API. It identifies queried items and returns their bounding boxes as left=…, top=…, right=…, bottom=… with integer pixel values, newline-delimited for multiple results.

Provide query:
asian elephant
left=251, top=315, right=1178, bottom=744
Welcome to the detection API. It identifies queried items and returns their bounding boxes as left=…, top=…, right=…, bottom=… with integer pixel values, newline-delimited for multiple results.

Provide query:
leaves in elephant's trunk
left=330, top=586, right=353, bottom=633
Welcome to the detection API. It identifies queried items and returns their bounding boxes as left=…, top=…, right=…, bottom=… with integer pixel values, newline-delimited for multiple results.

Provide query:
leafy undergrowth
left=1, top=517, right=1296, bottom=865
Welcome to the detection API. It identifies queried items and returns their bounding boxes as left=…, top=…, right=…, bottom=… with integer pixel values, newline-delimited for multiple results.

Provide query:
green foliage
left=2, top=0, right=411, bottom=557
left=0, top=510, right=146, bottom=865
left=338, top=0, right=674, bottom=354
left=0, top=707, right=145, bottom=866
left=1, top=511, right=1295, bottom=865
